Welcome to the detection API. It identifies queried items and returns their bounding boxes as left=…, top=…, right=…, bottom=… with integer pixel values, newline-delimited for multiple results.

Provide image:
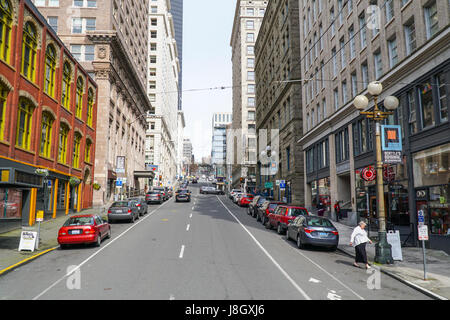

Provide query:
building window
left=21, top=22, right=38, bottom=82
left=0, top=0, right=12, bottom=63
left=349, top=26, right=355, bottom=59
left=61, top=62, right=72, bottom=109
left=418, top=82, right=435, bottom=129
left=424, top=1, right=438, bottom=39
left=359, top=14, right=366, bottom=50
left=361, top=62, right=368, bottom=89
left=404, top=20, right=416, bottom=56
left=385, top=0, right=394, bottom=22
left=75, top=77, right=84, bottom=119
left=44, top=45, right=57, bottom=98
left=73, top=133, right=81, bottom=169
left=387, top=37, right=398, bottom=68
left=374, top=51, right=382, bottom=79
left=85, top=139, right=92, bottom=163
left=437, top=72, right=448, bottom=123
left=246, top=33, right=254, bottom=42
left=335, top=128, right=349, bottom=163
left=58, top=123, right=69, bottom=164
left=16, top=98, right=35, bottom=150
left=87, top=88, right=94, bottom=127
left=71, top=45, right=95, bottom=62
left=246, top=20, right=254, bottom=29
left=247, top=45, right=254, bottom=55
left=334, top=88, right=339, bottom=110
left=39, top=112, right=54, bottom=158
left=47, top=17, right=58, bottom=33
left=0, top=85, right=7, bottom=141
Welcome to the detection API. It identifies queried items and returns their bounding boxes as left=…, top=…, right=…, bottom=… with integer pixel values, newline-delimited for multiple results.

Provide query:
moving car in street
left=128, top=197, right=148, bottom=216
left=107, top=200, right=140, bottom=223
left=256, top=200, right=286, bottom=225
left=238, top=194, right=254, bottom=207
left=286, top=215, right=339, bottom=251
left=153, top=187, right=168, bottom=201
left=58, top=215, right=111, bottom=249
left=175, top=189, right=191, bottom=202
left=146, top=190, right=163, bottom=204
left=266, top=205, right=309, bottom=235
left=201, top=186, right=224, bottom=195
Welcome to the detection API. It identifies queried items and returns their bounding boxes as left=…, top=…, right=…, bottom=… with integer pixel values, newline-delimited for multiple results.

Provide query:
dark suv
left=256, top=201, right=286, bottom=226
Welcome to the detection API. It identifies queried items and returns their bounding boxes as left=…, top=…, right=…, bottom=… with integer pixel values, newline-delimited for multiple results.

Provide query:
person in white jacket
left=350, top=221, right=372, bottom=269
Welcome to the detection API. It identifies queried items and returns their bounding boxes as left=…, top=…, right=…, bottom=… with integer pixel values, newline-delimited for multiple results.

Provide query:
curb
left=0, top=247, right=58, bottom=278
left=336, top=247, right=447, bottom=300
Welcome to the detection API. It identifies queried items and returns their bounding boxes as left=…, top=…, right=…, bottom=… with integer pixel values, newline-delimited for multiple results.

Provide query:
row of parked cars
left=229, top=191, right=339, bottom=251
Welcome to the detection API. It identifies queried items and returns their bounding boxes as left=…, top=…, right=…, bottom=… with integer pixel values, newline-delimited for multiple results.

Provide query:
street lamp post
left=353, top=81, right=399, bottom=264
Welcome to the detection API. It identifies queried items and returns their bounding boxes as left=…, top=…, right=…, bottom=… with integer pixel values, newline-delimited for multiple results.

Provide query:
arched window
left=0, top=84, right=8, bottom=141
left=75, top=77, right=84, bottom=119
left=44, top=45, right=57, bottom=98
left=85, top=138, right=92, bottom=163
left=0, top=0, right=12, bottom=63
left=61, top=62, right=71, bottom=109
left=87, top=88, right=94, bottom=127
left=21, top=22, right=38, bottom=82
left=39, top=111, right=54, bottom=158
left=16, top=98, right=35, bottom=150
left=72, top=132, right=81, bottom=169
left=58, top=122, right=69, bottom=164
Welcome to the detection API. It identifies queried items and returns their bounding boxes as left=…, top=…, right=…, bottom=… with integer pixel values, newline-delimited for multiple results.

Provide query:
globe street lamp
left=353, top=81, right=399, bottom=264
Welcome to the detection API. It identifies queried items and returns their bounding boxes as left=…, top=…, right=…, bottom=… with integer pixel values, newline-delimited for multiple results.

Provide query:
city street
left=0, top=184, right=429, bottom=300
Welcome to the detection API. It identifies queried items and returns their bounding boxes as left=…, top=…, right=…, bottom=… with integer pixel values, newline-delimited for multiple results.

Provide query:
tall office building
left=230, top=0, right=267, bottom=191
left=170, top=0, right=183, bottom=110
left=146, top=0, right=181, bottom=188
left=33, top=0, right=154, bottom=207
left=212, top=113, right=232, bottom=178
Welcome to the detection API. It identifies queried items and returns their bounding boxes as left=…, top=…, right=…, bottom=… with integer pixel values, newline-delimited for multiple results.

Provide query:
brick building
left=0, top=0, right=98, bottom=233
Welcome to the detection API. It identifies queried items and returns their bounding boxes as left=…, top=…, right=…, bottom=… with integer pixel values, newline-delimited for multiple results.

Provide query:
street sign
left=116, top=180, right=123, bottom=187
left=383, top=151, right=402, bottom=164
left=280, top=181, right=286, bottom=189
left=418, top=225, right=429, bottom=241
left=418, top=210, right=425, bottom=225
left=36, top=210, right=44, bottom=222
left=381, top=125, right=402, bottom=151
left=264, top=182, right=273, bottom=189
left=276, top=180, right=280, bottom=186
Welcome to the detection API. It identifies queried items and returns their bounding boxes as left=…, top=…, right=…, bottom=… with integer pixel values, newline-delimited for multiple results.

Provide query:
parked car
left=247, top=195, right=266, bottom=217
left=153, top=187, right=168, bottom=201
left=239, top=194, right=254, bottom=207
left=167, top=188, right=173, bottom=198
left=58, top=215, right=111, bottom=249
left=201, top=186, right=224, bottom=195
left=266, top=205, right=309, bottom=234
left=256, top=201, right=286, bottom=225
left=286, top=215, right=339, bottom=251
left=232, top=192, right=244, bottom=204
left=229, top=189, right=241, bottom=199
left=192, top=178, right=198, bottom=184
left=128, top=197, right=148, bottom=216
left=107, top=200, right=140, bottom=223
left=146, top=191, right=163, bottom=204
left=175, top=189, right=191, bottom=202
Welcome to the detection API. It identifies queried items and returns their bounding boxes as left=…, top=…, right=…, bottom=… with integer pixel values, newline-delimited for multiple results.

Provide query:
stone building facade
left=33, top=0, right=153, bottom=207
left=255, top=0, right=303, bottom=203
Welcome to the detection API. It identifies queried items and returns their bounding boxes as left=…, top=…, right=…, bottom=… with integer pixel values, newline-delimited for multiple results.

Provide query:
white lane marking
left=327, top=290, right=342, bottom=300
left=186, top=224, right=190, bottom=231
left=309, top=278, right=321, bottom=283
left=189, top=213, right=192, bottom=218
left=32, top=199, right=172, bottom=300
left=192, top=206, right=195, bottom=210
left=216, top=197, right=311, bottom=300
left=179, top=245, right=185, bottom=259
left=292, top=247, right=365, bottom=300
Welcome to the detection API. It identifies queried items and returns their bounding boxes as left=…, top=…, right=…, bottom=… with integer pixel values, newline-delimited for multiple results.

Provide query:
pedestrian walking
left=350, top=221, right=373, bottom=269
left=334, top=201, right=341, bottom=222
left=316, top=201, right=325, bottom=216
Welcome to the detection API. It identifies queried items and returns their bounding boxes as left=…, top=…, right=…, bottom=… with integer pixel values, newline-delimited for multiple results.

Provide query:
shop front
left=412, top=143, right=450, bottom=252
left=311, top=177, right=331, bottom=215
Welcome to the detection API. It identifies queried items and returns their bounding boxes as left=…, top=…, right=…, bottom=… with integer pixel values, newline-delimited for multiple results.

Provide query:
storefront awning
left=108, top=170, right=117, bottom=180
left=134, top=171, right=155, bottom=179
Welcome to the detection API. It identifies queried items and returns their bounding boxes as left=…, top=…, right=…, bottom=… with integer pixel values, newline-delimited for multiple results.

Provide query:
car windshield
left=63, top=217, right=94, bottom=226
left=148, top=191, right=160, bottom=194
left=268, top=204, right=279, bottom=210
left=288, top=208, right=308, bottom=217
left=307, top=217, right=334, bottom=228
left=178, top=189, right=189, bottom=193
left=111, top=201, right=129, bottom=207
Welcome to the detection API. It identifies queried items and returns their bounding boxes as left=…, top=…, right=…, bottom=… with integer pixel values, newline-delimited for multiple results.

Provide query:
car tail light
left=136, top=204, right=141, bottom=207
left=128, top=209, right=132, bottom=213
left=85, top=227, right=96, bottom=234
left=304, top=228, right=314, bottom=233
left=108, top=210, right=111, bottom=214
left=331, top=231, right=339, bottom=235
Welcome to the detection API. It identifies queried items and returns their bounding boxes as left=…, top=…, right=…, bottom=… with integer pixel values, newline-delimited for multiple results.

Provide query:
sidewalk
left=0, top=208, right=103, bottom=275
left=334, top=221, right=450, bottom=300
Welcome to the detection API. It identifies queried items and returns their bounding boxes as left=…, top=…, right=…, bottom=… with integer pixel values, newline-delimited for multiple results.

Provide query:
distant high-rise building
left=170, top=0, right=183, bottom=110
left=212, top=112, right=232, bottom=177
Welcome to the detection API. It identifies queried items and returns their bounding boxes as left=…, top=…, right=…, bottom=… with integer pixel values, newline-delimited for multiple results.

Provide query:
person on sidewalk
left=316, top=201, right=325, bottom=217
left=350, top=221, right=373, bottom=269
left=334, top=201, right=341, bottom=222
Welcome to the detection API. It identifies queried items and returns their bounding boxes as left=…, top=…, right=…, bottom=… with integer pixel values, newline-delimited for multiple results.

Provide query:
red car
left=257, top=201, right=286, bottom=225
left=267, top=205, right=310, bottom=235
left=58, top=215, right=111, bottom=249
left=239, top=194, right=254, bottom=207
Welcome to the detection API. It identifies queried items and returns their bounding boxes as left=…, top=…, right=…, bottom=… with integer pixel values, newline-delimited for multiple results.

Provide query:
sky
left=182, top=0, right=236, bottom=161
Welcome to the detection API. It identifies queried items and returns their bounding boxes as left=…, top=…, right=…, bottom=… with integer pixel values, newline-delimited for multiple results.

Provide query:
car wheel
left=286, top=230, right=290, bottom=240
left=330, top=245, right=338, bottom=251
left=106, top=228, right=111, bottom=239
left=60, top=244, right=68, bottom=250
left=130, top=216, right=135, bottom=223
left=297, top=235, right=304, bottom=249
left=256, top=213, right=261, bottom=222
left=252, top=211, right=257, bottom=218
left=277, top=224, right=284, bottom=235
left=95, top=234, right=101, bottom=247
left=261, top=216, right=267, bottom=225
left=265, top=220, right=272, bottom=229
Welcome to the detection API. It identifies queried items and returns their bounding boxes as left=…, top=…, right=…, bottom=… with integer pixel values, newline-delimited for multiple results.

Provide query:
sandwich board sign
left=386, top=230, right=403, bottom=261
left=18, top=231, right=37, bottom=252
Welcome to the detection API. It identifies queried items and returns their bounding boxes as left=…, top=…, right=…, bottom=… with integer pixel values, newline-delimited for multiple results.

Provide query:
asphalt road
left=0, top=184, right=430, bottom=300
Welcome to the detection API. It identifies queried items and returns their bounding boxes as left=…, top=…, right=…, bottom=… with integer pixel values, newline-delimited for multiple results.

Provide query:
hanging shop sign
left=361, top=166, right=376, bottom=182
left=381, top=125, right=402, bottom=164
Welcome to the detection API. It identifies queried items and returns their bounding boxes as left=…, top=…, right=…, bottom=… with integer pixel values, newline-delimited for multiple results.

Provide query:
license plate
left=319, top=232, right=328, bottom=237
left=116, top=210, right=123, bottom=213
left=71, top=230, right=81, bottom=235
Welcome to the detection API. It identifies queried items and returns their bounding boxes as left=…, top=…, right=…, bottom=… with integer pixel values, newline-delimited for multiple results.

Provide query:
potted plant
left=93, top=182, right=101, bottom=191
left=69, top=177, right=81, bottom=186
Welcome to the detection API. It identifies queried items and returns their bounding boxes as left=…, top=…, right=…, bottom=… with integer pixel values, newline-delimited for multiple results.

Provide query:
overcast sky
left=182, top=0, right=236, bottom=161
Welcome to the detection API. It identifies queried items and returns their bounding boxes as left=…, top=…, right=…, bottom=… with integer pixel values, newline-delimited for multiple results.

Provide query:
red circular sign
left=361, top=166, right=376, bottom=181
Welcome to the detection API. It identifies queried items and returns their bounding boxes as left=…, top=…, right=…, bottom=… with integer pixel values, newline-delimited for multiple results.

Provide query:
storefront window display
left=0, top=188, right=22, bottom=219
left=311, top=178, right=331, bottom=212
left=413, top=143, right=449, bottom=188
left=429, top=185, right=449, bottom=235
